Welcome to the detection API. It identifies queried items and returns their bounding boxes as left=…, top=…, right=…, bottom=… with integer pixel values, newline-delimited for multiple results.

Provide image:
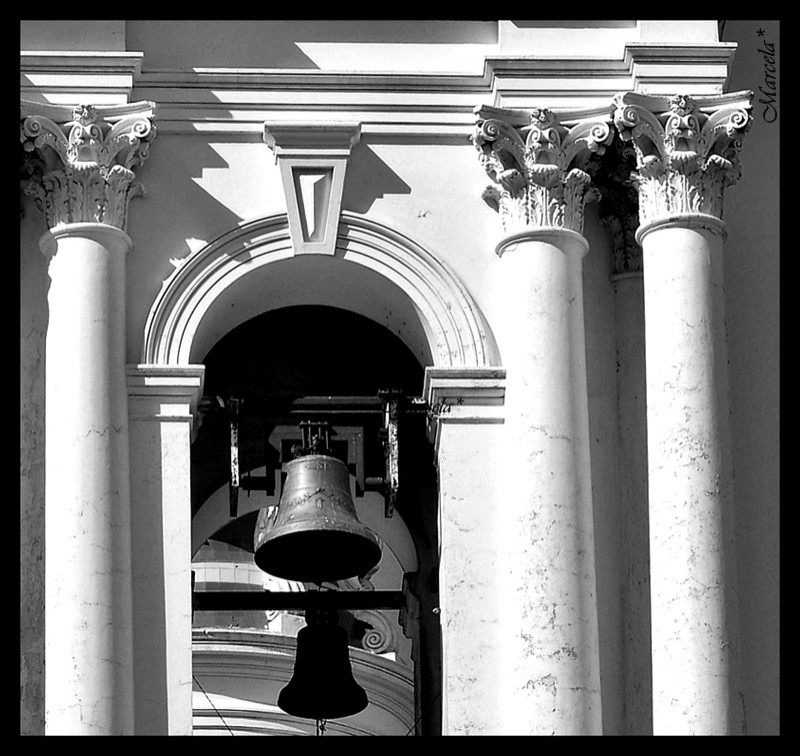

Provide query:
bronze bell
left=278, top=609, right=368, bottom=720
left=253, top=453, right=382, bottom=583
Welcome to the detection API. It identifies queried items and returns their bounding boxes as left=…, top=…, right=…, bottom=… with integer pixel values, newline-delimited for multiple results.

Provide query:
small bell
left=278, top=609, right=368, bottom=720
left=254, top=450, right=381, bottom=583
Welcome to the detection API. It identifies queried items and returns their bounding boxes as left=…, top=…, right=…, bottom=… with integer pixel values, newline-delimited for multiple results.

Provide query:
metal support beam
left=220, top=392, right=428, bottom=520
left=192, top=589, right=406, bottom=613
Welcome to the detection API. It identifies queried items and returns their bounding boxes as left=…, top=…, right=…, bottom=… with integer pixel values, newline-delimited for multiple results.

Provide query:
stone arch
left=141, top=212, right=497, bottom=369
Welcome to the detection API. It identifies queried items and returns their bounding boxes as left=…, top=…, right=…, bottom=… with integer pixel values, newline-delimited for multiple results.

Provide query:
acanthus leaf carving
left=592, top=138, right=642, bottom=275
left=20, top=100, right=156, bottom=230
left=473, top=104, right=613, bottom=238
left=612, top=92, right=753, bottom=225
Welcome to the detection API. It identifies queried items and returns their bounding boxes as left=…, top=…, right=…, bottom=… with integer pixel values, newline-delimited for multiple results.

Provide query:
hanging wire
left=193, top=673, right=235, bottom=736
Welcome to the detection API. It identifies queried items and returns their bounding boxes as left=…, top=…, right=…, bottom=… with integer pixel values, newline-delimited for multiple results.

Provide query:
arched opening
left=137, top=213, right=492, bottom=735
left=190, top=305, right=441, bottom=736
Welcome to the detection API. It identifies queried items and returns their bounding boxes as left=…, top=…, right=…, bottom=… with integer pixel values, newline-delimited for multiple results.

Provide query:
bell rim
left=277, top=686, right=369, bottom=721
left=253, top=530, right=382, bottom=583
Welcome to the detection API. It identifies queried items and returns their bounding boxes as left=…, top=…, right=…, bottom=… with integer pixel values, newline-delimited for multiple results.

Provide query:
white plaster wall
left=126, top=20, right=499, bottom=72
left=122, top=20, right=719, bottom=73
left=124, top=134, right=282, bottom=363
left=20, top=20, right=127, bottom=51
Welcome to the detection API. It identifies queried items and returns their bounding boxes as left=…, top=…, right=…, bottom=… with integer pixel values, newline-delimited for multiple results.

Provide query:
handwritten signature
left=756, top=30, right=778, bottom=123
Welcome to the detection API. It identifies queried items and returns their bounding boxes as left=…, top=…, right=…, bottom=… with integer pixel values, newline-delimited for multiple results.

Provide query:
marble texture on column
left=41, top=223, right=135, bottom=735
left=613, top=91, right=752, bottom=735
left=495, top=230, right=602, bottom=735
left=640, top=219, right=744, bottom=734
left=473, top=104, right=609, bottom=734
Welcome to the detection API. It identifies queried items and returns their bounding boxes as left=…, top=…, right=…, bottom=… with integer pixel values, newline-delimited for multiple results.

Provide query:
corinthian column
left=613, top=91, right=752, bottom=735
left=21, top=100, right=156, bottom=735
left=470, top=105, right=612, bottom=734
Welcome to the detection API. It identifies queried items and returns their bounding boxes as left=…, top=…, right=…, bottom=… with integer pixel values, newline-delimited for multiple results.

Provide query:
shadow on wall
left=127, top=20, right=321, bottom=69
left=125, top=133, right=248, bottom=364
left=127, top=117, right=416, bottom=362
left=126, top=20, right=499, bottom=69
left=342, top=143, right=412, bottom=215
left=20, top=202, right=50, bottom=737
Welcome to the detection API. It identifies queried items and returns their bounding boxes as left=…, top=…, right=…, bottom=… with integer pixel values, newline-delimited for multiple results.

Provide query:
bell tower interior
left=189, top=304, right=442, bottom=736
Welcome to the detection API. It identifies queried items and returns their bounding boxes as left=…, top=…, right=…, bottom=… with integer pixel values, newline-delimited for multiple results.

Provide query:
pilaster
left=127, top=365, right=205, bottom=734
left=422, top=367, right=505, bottom=735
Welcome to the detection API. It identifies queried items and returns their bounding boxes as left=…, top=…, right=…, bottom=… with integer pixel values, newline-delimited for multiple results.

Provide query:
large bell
left=253, top=453, right=382, bottom=583
left=278, top=609, right=368, bottom=720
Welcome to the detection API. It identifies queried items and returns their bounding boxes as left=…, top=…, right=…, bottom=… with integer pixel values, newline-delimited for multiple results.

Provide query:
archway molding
left=141, top=212, right=497, bottom=370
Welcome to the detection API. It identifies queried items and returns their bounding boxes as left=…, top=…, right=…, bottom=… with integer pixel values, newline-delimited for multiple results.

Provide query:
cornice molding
left=472, top=104, right=614, bottom=235
left=422, top=366, right=506, bottom=452
left=20, top=51, right=144, bottom=106
left=612, top=90, right=753, bottom=224
left=622, top=42, right=737, bottom=95
left=121, top=42, right=737, bottom=136
left=127, top=363, right=206, bottom=440
left=20, top=99, right=156, bottom=230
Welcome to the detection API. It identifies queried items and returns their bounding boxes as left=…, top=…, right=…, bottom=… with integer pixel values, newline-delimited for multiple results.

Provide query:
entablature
left=21, top=30, right=735, bottom=138
left=127, top=43, right=735, bottom=138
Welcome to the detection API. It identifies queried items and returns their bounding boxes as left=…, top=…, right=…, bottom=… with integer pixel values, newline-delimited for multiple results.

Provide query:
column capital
left=612, top=91, right=753, bottom=227
left=20, top=100, right=156, bottom=231
left=472, top=104, right=614, bottom=239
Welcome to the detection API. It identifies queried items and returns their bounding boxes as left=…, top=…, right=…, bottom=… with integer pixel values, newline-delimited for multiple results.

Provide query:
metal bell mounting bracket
left=220, top=391, right=428, bottom=519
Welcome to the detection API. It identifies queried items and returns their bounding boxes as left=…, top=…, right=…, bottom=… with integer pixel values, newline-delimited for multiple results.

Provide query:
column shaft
left=42, top=223, right=135, bottom=735
left=641, top=220, right=744, bottom=734
left=495, top=230, right=602, bottom=735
